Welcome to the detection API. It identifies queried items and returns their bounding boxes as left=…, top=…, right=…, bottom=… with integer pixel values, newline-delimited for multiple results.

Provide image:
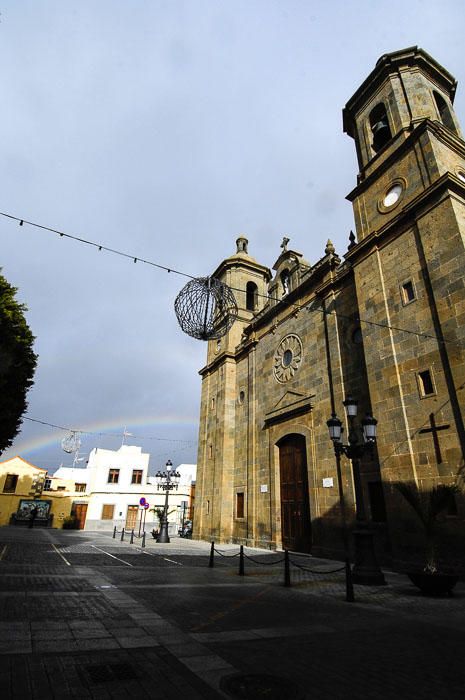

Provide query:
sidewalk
left=0, top=526, right=464, bottom=699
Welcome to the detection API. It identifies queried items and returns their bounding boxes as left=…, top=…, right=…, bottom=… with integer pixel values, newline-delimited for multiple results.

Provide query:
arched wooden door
left=278, top=434, right=311, bottom=552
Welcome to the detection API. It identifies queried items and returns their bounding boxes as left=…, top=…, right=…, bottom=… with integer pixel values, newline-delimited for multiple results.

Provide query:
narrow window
left=208, top=445, right=213, bottom=459
left=211, top=397, right=215, bottom=412
left=56, top=486, right=66, bottom=491
left=418, top=369, right=435, bottom=397
left=246, top=281, right=258, bottom=311
left=433, top=91, right=456, bottom=133
left=43, top=478, right=52, bottom=491
left=3, top=474, right=18, bottom=493
left=75, top=483, right=86, bottom=492
left=102, top=504, right=115, bottom=520
left=401, top=280, right=416, bottom=305
left=369, top=103, right=392, bottom=152
left=368, top=482, right=387, bottom=522
left=108, top=468, right=120, bottom=484
left=236, top=492, right=245, bottom=518
left=131, top=470, right=143, bottom=485
left=206, top=499, right=210, bottom=514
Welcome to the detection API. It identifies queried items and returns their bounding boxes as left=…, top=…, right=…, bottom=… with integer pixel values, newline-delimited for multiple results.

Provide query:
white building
left=53, top=446, right=196, bottom=533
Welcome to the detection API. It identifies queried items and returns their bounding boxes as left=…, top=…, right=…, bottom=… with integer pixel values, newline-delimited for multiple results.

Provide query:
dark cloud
left=1, top=0, right=464, bottom=470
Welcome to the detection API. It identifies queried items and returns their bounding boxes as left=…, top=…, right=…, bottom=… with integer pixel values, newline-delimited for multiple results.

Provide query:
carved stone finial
left=281, top=236, right=290, bottom=251
left=348, top=230, right=356, bottom=250
left=325, top=239, right=335, bottom=256
left=236, top=236, right=248, bottom=254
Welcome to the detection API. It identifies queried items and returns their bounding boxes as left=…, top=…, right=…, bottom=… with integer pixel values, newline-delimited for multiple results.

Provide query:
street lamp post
left=327, top=397, right=386, bottom=585
left=155, top=460, right=181, bottom=543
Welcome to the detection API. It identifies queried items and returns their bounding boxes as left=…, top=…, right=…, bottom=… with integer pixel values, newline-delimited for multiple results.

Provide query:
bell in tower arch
left=370, top=103, right=392, bottom=152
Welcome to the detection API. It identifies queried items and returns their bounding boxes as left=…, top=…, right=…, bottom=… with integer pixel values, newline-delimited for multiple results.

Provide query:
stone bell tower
left=342, top=47, right=465, bottom=510
left=195, top=238, right=271, bottom=541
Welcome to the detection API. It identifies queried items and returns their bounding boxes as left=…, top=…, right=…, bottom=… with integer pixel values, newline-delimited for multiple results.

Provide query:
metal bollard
left=209, top=541, right=215, bottom=568
left=113, top=526, right=116, bottom=539
left=142, top=532, right=146, bottom=548
left=130, top=529, right=134, bottom=544
left=284, top=549, right=291, bottom=587
left=120, top=527, right=125, bottom=542
left=239, top=545, right=245, bottom=576
left=345, top=558, right=355, bottom=602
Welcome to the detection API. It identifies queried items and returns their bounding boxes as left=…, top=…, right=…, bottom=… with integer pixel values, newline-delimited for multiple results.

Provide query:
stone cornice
left=264, top=394, right=314, bottom=427
left=343, top=46, right=457, bottom=138
left=211, top=255, right=272, bottom=282
left=243, top=254, right=340, bottom=336
left=346, top=119, right=465, bottom=203
left=198, top=351, right=237, bottom=377
left=344, top=171, right=465, bottom=265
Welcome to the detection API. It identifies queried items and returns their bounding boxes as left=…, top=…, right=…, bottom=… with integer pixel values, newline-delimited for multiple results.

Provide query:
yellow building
left=0, top=456, right=76, bottom=528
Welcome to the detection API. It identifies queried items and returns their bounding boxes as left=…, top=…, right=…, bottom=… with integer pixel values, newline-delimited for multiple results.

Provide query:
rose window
left=273, top=334, right=303, bottom=383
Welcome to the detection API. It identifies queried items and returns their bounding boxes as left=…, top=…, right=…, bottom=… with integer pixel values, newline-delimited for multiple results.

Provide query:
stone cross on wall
left=281, top=237, right=290, bottom=251
left=419, top=413, right=450, bottom=464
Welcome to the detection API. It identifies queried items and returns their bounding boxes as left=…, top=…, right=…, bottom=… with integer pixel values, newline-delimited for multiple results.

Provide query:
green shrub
left=62, top=516, right=78, bottom=529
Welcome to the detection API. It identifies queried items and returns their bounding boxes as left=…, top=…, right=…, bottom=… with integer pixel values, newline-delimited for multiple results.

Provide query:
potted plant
left=396, top=482, right=461, bottom=596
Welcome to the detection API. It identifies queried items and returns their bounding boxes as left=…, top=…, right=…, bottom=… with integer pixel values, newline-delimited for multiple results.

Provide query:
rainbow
left=3, top=414, right=199, bottom=459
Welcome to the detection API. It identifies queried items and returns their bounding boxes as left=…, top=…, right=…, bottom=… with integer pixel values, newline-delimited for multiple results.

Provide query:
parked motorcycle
left=178, top=521, right=192, bottom=538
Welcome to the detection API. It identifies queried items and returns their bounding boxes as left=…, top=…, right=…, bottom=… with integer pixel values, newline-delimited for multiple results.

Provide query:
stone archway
left=278, top=433, right=312, bottom=552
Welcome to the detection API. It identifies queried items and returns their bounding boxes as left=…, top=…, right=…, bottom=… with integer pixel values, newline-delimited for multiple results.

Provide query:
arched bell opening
left=246, top=281, right=258, bottom=311
left=369, top=102, right=392, bottom=153
left=433, top=90, right=457, bottom=134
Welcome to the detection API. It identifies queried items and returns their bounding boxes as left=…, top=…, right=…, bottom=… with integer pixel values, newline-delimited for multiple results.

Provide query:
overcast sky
left=1, top=0, right=464, bottom=474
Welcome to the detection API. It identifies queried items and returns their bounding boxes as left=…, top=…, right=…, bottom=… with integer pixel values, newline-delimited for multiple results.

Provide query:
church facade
left=193, top=47, right=465, bottom=563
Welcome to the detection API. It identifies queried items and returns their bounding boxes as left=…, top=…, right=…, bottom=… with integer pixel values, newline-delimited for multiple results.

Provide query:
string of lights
left=2, top=210, right=462, bottom=349
left=23, top=416, right=196, bottom=444
left=0, top=211, right=194, bottom=280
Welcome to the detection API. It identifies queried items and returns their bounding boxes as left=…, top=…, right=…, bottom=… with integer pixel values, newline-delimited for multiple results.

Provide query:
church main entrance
left=278, top=434, right=311, bottom=552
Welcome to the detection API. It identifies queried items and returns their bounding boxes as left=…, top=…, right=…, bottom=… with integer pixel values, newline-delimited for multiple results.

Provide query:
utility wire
left=0, top=211, right=194, bottom=280
left=2, top=210, right=462, bottom=349
left=23, top=416, right=195, bottom=444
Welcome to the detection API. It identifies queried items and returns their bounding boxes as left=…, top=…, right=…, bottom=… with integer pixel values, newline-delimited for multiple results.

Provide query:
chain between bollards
left=120, top=527, right=125, bottom=542
left=209, top=541, right=215, bottom=567
left=345, top=558, right=355, bottom=602
left=284, top=549, right=291, bottom=587
left=239, top=545, right=244, bottom=576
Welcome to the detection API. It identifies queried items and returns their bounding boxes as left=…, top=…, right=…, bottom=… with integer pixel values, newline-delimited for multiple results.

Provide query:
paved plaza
left=0, top=526, right=464, bottom=699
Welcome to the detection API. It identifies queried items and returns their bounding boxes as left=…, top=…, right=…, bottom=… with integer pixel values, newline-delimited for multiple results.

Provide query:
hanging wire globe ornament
left=61, top=431, right=81, bottom=454
left=174, top=276, right=238, bottom=340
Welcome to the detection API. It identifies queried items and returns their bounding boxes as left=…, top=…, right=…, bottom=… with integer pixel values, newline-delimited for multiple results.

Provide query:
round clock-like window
left=383, top=184, right=403, bottom=207
left=273, top=334, right=303, bottom=383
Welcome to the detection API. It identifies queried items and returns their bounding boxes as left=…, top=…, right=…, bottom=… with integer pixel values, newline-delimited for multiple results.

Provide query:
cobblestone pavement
left=0, top=527, right=464, bottom=699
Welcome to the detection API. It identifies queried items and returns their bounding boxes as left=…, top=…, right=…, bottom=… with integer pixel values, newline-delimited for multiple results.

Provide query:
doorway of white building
left=125, top=505, right=138, bottom=530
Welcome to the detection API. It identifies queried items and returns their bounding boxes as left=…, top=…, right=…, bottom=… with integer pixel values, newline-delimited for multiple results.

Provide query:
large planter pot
left=407, top=572, right=459, bottom=597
